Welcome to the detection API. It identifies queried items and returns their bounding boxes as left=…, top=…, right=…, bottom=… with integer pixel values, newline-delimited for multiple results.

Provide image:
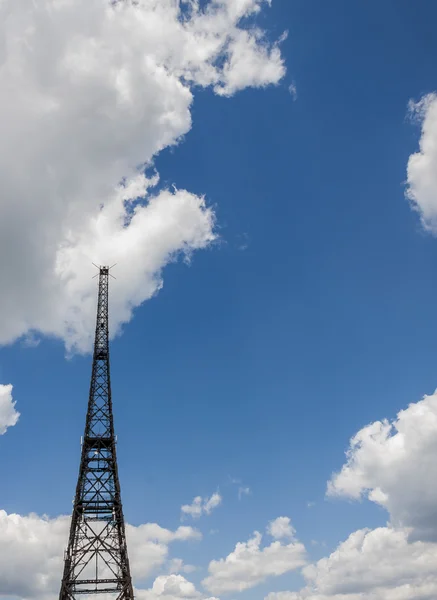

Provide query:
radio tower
left=59, top=266, right=134, bottom=600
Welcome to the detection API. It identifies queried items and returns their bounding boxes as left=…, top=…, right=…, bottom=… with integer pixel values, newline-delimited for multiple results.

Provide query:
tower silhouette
left=59, top=266, right=134, bottom=600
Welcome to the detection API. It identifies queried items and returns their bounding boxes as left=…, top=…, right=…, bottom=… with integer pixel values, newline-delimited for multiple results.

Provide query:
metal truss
left=59, top=267, right=134, bottom=600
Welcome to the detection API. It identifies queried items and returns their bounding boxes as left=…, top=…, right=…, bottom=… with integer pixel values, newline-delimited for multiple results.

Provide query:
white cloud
left=0, top=509, right=200, bottom=599
left=136, top=575, right=199, bottom=599
left=202, top=523, right=306, bottom=594
left=0, top=510, right=68, bottom=599
left=167, top=558, right=197, bottom=576
left=204, top=493, right=222, bottom=515
left=288, top=82, right=297, bottom=100
left=327, top=389, right=437, bottom=541
left=266, top=390, right=437, bottom=600
left=228, top=476, right=251, bottom=499
left=135, top=574, right=219, bottom=600
left=266, top=527, right=437, bottom=600
left=181, top=493, right=222, bottom=520
left=267, top=517, right=295, bottom=540
left=238, top=486, right=251, bottom=500
left=0, top=384, right=20, bottom=435
left=126, top=522, right=201, bottom=582
left=0, top=0, right=285, bottom=354
left=407, top=93, right=437, bottom=232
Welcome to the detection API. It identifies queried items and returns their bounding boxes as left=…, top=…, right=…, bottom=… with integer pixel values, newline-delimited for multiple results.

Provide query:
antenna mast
left=59, top=266, right=134, bottom=600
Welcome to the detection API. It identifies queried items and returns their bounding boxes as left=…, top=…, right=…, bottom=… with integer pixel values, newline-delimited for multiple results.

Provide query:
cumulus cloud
left=0, top=384, right=20, bottom=435
left=167, top=558, right=197, bottom=576
left=407, top=93, right=437, bottom=232
left=0, top=510, right=68, bottom=599
left=126, top=522, right=201, bottom=582
left=267, top=517, right=296, bottom=540
left=181, top=493, right=222, bottom=520
left=202, top=521, right=306, bottom=594
left=136, top=574, right=219, bottom=600
left=0, top=0, right=285, bottom=353
left=0, top=509, right=200, bottom=599
left=327, top=389, right=437, bottom=541
left=267, top=390, right=437, bottom=600
left=266, top=527, right=437, bottom=600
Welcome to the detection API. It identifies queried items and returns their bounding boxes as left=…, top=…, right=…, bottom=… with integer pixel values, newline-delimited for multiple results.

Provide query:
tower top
left=92, top=263, right=116, bottom=278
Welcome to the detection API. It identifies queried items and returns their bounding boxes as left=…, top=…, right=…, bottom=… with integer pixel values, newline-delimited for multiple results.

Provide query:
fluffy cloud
left=281, top=103, right=437, bottom=598
left=136, top=574, right=219, bottom=600
left=0, top=384, right=20, bottom=435
left=181, top=493, right=222, bottom=520
left=126, top=522, right=201, bottom=582
left=266, top=527, right=437, bottom=600
left=0, top=509, right=200, bottom=599
left=0, top=0, right=285, bottom=353
left=167, top=558, right=197, bottom=576
left=267, top=517, right=295, bottom=540
left=0, top=510, right=68, bottom=599
left=406, top=93, right=437, bottom=232
left=202, top=520, right=306, bottom=594
left=267, top=390, right=437, bottom=600
left=327, top=390, right=437, bottom=541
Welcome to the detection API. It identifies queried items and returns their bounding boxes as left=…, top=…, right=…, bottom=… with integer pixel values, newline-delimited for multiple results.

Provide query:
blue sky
left=2, top=1, right=437, bottom=599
